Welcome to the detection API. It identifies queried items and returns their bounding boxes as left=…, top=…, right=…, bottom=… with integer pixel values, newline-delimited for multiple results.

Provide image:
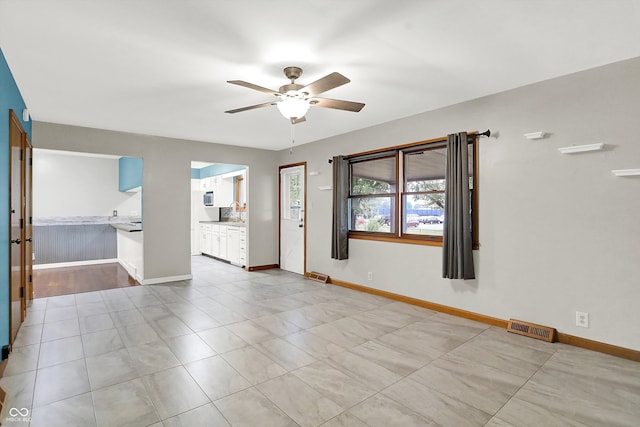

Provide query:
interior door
left=9, top=111, right=26, bottom=344
left=279, top=164, right=305, bottom=275
left=24, top=136, right=33, bottom=300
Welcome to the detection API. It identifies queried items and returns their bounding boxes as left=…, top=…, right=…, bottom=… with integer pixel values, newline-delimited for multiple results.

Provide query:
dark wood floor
left=33, top=263, right=138, bottom=298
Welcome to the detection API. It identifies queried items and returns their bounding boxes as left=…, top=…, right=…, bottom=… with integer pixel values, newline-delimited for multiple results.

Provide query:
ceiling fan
left=224, top=66, right=365, bottom=124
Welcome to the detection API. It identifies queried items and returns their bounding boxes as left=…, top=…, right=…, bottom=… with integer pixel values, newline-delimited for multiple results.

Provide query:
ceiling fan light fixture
left=276, top=98, right=310, bottom=119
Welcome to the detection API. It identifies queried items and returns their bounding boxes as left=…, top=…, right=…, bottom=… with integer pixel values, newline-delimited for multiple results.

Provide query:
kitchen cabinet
left=199, top=224, right=212, bottom=255
left=227, top=226, right=246, bottom=266
left=119, top=157, right=143, bottom=192
left=201, top=222, right=246, bottom=267
left=219, top=225, right=228, bottom=259
left=200, top=223, right=228, bottom=259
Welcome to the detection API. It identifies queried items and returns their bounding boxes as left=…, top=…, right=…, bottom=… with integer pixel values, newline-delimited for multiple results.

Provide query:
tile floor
left=2, top=255, right=639, bottom=426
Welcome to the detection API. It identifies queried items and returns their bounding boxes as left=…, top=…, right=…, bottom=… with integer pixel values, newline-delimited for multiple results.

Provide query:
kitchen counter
left=110, top=222, right=143, bottom=232
left=199, top=221, right=246, bottom=227
left=34, top=216, right=141, bottom=226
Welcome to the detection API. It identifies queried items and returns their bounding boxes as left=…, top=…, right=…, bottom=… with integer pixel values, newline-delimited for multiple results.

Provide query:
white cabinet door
left=210, top=224, right=220, bottom=257
left=227, top=227, right=240, bottom=264
left=239, top=228, right=246, bottom=266
left=200, top=224, right=211, bottom=255
left=219, top=226, right=228, bottom=259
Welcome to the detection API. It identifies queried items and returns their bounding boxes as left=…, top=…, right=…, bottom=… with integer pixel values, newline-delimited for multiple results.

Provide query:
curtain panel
left=442, top=132, right=475, bottom=279
left=331, top=156, right=349, bottom=260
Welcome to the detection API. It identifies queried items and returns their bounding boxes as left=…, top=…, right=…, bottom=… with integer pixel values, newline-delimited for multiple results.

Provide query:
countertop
left=199, top=220, right=247, bottom=227
left=34, top=216, right=141, bottom=226
left=110, top=222, right=143, bottom=232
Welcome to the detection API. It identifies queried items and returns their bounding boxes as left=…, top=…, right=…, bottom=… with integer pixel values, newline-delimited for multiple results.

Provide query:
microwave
left=203, top=191, right=214, bottom=206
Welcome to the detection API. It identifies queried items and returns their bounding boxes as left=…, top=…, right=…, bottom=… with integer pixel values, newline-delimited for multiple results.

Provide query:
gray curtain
left=331, top=155, right=349, bottom=260
left=442, top=132, right=475, bottom=279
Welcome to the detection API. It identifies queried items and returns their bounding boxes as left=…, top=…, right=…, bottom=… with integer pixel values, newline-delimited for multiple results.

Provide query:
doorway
left=9, top=110, right=30, bottom=345
left=279, top=163, right=306, bottom=275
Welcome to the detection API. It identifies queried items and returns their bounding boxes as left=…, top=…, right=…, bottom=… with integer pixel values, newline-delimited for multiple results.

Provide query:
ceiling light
left=276, top=98, right=310, bottom=120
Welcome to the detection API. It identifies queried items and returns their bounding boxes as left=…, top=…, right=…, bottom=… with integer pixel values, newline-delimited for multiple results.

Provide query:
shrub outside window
left=348, top=155, right=397, bottom=234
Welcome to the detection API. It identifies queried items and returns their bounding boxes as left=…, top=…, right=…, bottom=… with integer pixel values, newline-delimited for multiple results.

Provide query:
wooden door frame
left=24, top=135, right=33, bottom=301
left=9, top=109, right=27, bottom=346
left=278, top=162, right=307, bottom=275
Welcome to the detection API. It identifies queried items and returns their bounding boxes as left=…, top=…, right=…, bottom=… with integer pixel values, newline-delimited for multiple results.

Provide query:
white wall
left=32, top=124, right=279, bottom=282
left=33, top=149, right=141, bottom=218
left=277, top=57, right=640, bottom=351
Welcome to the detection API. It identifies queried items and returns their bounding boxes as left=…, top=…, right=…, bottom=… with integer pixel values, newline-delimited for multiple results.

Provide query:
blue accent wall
left=119, top=157, right=143, bottom=191
left=1, top=49, right=31, bottom=350
left=198, top=163, right=245, bottom=179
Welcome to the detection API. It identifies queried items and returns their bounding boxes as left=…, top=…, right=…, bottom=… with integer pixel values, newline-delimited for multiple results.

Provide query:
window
left=347, top=136, right=478, bottom=247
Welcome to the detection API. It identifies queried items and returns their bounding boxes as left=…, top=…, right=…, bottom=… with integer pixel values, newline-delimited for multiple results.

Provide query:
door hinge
left=29, top=274, right=32, bottom=283
left=20, top=218, right=24, bottom=229
left=20, top=287, right=24, bottom=298
left=20, top=149, right=23, bottom=161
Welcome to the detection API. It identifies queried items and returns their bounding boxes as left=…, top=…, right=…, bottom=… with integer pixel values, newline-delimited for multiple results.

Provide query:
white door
left=280, top=164, right=305, bottom=275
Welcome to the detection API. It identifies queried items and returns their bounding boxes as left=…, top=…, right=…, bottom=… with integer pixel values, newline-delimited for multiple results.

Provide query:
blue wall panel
left=1, top=48, right=31, bottom=350
left=119, top=157, right=143, bottom=191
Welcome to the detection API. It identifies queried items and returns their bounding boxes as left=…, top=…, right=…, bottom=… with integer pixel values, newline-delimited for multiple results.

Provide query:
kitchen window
left=347, top=135, right=478, bottom=247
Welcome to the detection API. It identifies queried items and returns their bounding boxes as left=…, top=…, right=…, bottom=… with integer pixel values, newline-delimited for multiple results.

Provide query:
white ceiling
left=1, top=1, right=639, bottom=151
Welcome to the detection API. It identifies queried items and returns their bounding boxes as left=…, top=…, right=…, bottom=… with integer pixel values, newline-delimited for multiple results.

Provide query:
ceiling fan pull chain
left=290, top=120, right=295, bottom=155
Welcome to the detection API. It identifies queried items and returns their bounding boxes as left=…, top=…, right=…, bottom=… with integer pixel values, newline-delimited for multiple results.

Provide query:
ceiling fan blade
left=291, top=116, right=306, bottom=125
left=225, top=101, right=276, bottom=114
left=301, top=72, right=350, bottom=96
left=227, top=80, right=280, bottom=96
left=311, top=97, right=365, bottom=112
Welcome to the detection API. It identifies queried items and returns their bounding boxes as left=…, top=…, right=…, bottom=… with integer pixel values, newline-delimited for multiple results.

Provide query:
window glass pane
left=405, top=147, right=446, bottom=183
left=282, top=170, right=302, bottom=221
left=351, top=156, right=396, bottom=195
left=349, top=196, right=394, bottom=233
left=403, top=195, right=444, bottom=236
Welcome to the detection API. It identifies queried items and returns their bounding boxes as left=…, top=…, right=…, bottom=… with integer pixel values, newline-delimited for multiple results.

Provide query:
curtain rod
left=328, top=129, right=491, bottom=163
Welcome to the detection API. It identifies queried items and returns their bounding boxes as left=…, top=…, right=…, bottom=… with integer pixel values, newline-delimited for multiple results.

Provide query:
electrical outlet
left=367, top=271, right=373, bottom=281
left=576, top=311, right=589, bottom=328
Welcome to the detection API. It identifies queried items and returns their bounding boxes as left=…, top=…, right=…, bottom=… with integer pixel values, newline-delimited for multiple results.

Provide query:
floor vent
left=507, top=319, right=556, bottom=342
left=308, top=271, right=329, bottom=283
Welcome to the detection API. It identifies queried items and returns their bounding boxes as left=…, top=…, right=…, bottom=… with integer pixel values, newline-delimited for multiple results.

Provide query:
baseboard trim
left=329, top=278, right=507, bottom=328
left=329, top=278, right=640, bottom=362
left=557, top=333, right=640, bottom=362
left=246, top=264, right=279, bottom=272
left=141, top=274, right=192, bottom=285
left=33, top=258, right=118, bottom=270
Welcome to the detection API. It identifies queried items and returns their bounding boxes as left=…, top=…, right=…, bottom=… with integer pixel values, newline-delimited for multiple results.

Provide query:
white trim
left=141, top=274, right=193, bottom=285
left=33, top=258, right=118, bottom=270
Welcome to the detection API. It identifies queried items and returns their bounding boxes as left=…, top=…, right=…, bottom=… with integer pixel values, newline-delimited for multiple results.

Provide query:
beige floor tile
left=257, top=374, right=343, bottom=427
left=185, top=355, right=251, bottom=400
left=163, top=403, right=230, bottom=427
left=141, top=366, right=209, bottom=419
left=29, top=392, right=96, bottom=427
left=221, top=346, right=287, bottom=385
left=93, top=378, right=159, bottom=427
left=214, top=387, right=297, bottom=427
left=33, top=359, right=90, bottom=408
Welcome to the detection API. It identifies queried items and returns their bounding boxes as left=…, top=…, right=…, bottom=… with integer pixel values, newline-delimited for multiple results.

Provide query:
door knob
left=298, top=224, right=304, bottom=228
left=11, top=239, right=21, bottom=244
left=26, top=238, right=32, bottom=242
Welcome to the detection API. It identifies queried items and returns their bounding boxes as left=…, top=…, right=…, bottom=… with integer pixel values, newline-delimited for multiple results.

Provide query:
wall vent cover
left=308, top=271, right=329, bottom=283
left=507, top=319, right=556, bottom=343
